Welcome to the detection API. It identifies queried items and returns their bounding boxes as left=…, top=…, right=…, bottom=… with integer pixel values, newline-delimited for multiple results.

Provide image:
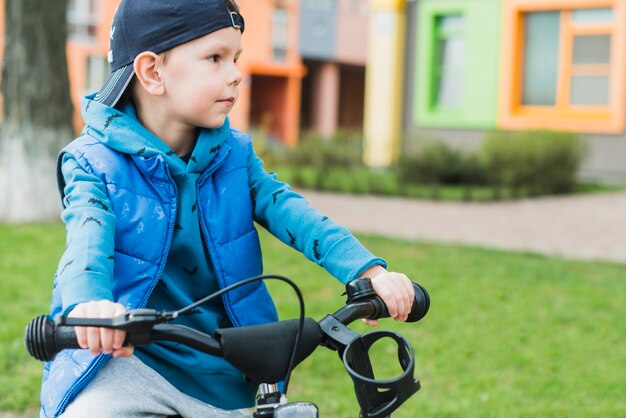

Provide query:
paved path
left=299, top=190, right=626, bottom=264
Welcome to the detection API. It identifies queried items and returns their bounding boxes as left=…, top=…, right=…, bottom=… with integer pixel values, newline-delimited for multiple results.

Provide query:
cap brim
left=94, top=64, right=135, bottom=107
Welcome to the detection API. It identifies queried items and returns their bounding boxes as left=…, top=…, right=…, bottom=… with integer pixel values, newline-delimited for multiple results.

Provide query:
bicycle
left=25, top=276, right=430, bottom=418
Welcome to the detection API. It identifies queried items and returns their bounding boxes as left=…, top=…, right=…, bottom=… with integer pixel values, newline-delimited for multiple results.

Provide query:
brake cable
left=164, top=274, right=305, bottom=396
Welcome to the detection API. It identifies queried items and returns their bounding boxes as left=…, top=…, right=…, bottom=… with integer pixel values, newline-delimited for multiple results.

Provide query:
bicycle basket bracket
left=342, top=330, right=421, bottom=418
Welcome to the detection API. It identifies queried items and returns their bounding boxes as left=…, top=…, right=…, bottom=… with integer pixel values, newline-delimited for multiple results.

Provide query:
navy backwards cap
left=95, top=0, right=245, bottom=107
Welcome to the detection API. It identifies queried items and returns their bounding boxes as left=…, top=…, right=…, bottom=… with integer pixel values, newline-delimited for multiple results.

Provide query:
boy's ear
left=133, top=52, right=165, bottom=97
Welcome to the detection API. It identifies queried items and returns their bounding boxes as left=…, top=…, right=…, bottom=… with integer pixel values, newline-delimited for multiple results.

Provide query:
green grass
left=575, top=182, right=626, bottom=194
left=0, top=224, right=65, bottom=414
left=1, top=223, right=626, bottom=417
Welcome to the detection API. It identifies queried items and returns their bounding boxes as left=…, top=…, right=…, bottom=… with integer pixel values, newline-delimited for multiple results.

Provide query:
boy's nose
left=229, top=67, right=242, bottom=87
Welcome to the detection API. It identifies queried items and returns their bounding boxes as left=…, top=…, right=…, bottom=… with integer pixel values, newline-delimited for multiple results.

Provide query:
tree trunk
left=0, top=0, right=73, bottom=222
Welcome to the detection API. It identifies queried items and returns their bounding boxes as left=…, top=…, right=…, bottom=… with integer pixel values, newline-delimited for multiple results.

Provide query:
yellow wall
left=363, top=0, right=406, bottom=167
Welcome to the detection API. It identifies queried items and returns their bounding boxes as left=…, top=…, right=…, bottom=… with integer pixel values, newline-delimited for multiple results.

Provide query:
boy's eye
left=208, top=55, right=220, bottom=63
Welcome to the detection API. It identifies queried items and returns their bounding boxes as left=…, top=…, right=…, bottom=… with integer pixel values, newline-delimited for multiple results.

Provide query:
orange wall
left=235, top=0, right=305, bottom=144
left=237, top=0, right=303, bottom=72
left=0, top=3, right=4, bottom=116
left=0, top=3, right=4, bottom=67
left=67, top=0, right=119, bottom=132
left=88, top=0, right=306, bottom=144
left=1, top=0, right=305, bottom=144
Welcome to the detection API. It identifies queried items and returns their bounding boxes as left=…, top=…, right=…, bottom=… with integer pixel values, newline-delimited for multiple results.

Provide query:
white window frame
left=85, top=55, right=110, bottom=95
left=272, top=8, right=289, bottom=62
left=67, top=0, right=99, bottom=41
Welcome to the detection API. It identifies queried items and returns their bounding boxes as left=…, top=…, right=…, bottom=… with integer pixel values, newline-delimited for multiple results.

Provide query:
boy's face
left=159, top=27, right=243, bottom=129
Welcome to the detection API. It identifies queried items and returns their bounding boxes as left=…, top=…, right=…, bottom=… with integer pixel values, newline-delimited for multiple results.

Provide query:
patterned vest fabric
left=41, top=130, right=278, bottom=417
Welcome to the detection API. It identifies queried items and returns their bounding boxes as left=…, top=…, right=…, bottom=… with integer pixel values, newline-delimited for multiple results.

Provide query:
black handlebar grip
left=407, top=282, right=430, bottom=322
left=374, top=282, right=430, bottom=323
left=25, top=315, right=81, bottom=362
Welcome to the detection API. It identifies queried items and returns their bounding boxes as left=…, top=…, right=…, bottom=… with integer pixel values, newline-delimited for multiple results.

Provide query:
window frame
left=67, top=0, right=100, bottom=41
left=271, top=7, right=289, bottom=62
left=430, top=14, right=466, bottom=110
left=84, top=54, right=110, bottom=95
left=500, top=0, right=625, bottom=134
left=415, top=0, right=502, bottom=129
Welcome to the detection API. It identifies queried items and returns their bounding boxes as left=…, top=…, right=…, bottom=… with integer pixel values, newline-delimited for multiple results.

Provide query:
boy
left=42, top=0, right=414, bottom=417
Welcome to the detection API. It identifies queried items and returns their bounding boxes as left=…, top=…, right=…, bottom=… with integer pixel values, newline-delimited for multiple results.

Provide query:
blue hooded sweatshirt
left=42, top=94, right=386, bottom=416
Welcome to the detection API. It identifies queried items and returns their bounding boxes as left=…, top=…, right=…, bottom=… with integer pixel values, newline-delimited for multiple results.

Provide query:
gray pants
left=61, top=356, right=254, bottom=418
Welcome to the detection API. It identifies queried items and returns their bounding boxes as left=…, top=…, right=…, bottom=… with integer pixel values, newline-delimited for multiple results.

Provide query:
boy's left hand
left=359, top=265, right=414, bottom=326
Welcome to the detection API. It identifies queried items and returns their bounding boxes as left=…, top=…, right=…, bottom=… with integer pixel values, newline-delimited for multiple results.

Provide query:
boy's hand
left=68, top=300, right=134, bottom=358
left=360, top=265, right=415, bottom=326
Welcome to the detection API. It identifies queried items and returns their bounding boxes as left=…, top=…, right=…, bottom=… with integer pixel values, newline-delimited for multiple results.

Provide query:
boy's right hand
left=68, top=300, right=134, bottom=358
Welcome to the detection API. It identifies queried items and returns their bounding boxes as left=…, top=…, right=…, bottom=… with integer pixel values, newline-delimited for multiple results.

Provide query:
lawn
left=1, top=223, right=625, bottom=417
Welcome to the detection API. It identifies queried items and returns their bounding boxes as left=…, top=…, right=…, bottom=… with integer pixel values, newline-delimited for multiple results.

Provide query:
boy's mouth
left=217, top=97, right=235, bottom=104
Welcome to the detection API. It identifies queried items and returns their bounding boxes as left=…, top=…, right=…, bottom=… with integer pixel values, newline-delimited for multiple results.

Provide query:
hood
left=80, top=94, right=231, bottom=177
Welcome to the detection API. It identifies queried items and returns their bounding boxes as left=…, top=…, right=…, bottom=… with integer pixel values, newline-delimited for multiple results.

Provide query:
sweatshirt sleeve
left=247, top=143, right=386, bottom=284
left=56, top=152, right=116, bottom=314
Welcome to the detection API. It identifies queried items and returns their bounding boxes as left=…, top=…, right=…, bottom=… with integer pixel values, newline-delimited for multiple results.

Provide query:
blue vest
left=41, top=130, right=278, bottom=417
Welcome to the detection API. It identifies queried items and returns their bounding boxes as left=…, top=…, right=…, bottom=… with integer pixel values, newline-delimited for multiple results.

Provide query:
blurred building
left=64, top=0, right=309, bottom=146
left=237, top=0, right=369, bottom=144
left=299, top=0, right=370, bottom=138
left=398, top=0, right=626, bottom=181
left=1, top=0, right=625, bottom=180
left=0, top=0, right=370, bottom=147
left=232, top=0, right=305, bottom=147
left=64, top=0, right=117, bottom=132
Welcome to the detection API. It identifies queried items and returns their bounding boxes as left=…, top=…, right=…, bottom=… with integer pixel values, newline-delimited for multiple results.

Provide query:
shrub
left=398, top=141, right=484, bottom=186
left=311, top=167, right=399, bottom=196
left=369, top=169, right=401, bottom=195
left=290, top=166, right=319, bottom=189
left=260, top=128, right=587, bottom=200
left=284, top=130, right=364, bottom=169
left=248, top=127, right=290, bottom=168
left=481, top=131, right=587, bottom=196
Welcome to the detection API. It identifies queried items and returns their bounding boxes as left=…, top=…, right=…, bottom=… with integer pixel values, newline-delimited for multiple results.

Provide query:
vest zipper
left=197, top=205, right=239, bottom=328
left=138, top=171, right=178, bottom=309
left=55, top=157, right=179, bottom=418
left=196, top=147, right=239, bottom=327
left=55, top=353, right=107, bottom=416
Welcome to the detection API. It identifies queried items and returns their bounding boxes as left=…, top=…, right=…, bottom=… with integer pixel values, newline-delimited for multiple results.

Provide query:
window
left=521, top=12, right=559, bottom=106
left=312, top=18, right=330, bottom=38
left=302, top=0, right=335, bottom=11
left=416, top=1, right=501, bottom=128
left=570, top=9, right=613, bottom=106
left=85, top=55, right=110, bottom=95
left=521, top=8, right=613, bottom=108
left=349, top=0, right=369, bottom=15
left=272, top=8, right=289, bottom=62
left=67, top=0, right=99, bottom=40
left=432, top=15, right=465, bottom=108
left=500, top=1, right=625, bottom=133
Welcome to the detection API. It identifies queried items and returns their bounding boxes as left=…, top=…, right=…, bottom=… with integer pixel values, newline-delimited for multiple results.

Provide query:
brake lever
left=55, top=308, right=171, bottom=347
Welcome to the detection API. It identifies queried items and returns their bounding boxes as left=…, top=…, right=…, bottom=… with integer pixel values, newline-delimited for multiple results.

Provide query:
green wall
left=414, top=0, right=502, bottom=128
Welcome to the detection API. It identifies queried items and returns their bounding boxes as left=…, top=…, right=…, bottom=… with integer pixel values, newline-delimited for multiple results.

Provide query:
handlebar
left=25, top=277, right=430, bottom=418
left=337, top=279, right=430, bottom=324
left=25, top=280, right=429, bottom=364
